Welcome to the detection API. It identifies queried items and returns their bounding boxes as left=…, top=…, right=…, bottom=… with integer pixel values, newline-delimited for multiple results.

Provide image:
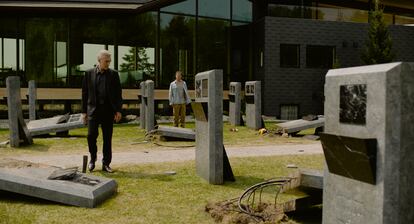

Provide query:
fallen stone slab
left=27, top=113, right=85, bottom=136
left=277, top=117, right=325, bottom=134
left=156, top=125, right=195, bottom=141
left=0, top=158, right=117, bottom=208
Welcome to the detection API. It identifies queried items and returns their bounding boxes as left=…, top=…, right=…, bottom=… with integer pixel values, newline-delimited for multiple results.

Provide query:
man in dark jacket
left=82, top=50, right=122, bottom=173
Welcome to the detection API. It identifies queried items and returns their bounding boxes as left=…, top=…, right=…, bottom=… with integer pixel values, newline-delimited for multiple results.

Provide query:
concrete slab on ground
left=156, top=125, right=195, bottom=140
left=0, top=158, right=117, bottom=208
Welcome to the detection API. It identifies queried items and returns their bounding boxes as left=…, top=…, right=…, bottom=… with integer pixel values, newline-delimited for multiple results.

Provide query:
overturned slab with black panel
left=27, top=113, right=85, bottom=136
left=0, top=158, right=117, bottom=208
left=193, top=70, right=234, bottom=185
left=323, top=62, right=414, bottom=224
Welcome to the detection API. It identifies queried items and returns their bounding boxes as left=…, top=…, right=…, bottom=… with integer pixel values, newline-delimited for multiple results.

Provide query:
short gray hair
left=97, top=49, right=111, bottom=61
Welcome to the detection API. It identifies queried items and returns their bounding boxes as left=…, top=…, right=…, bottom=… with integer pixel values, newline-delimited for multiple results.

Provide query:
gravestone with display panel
left=192, top=70, right=234, bottom=185
left=245, top=81, right=262, bottom=129
left=229, top=82, right=242, bottom=126
left=321, top=62, right=414, bottom=224
left=139, top=81, right=146, bottom=129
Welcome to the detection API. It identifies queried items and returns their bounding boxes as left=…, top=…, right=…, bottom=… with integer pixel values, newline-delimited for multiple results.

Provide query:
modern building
left=0, top=0, right=413, bottom=119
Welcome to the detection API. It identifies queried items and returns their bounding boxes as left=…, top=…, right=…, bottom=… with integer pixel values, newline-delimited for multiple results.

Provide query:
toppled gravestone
left=0, top=158, right=117, bottom=208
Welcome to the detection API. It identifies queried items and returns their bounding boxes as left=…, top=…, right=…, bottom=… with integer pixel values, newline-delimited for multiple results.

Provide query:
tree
left=120, top=47, right=154, bottom=75
left=361, top=0, right=394, bottom=65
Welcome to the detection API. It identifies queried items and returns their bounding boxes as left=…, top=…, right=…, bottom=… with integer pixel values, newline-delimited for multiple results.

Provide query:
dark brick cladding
left=256, top=16, right=414, bottom=118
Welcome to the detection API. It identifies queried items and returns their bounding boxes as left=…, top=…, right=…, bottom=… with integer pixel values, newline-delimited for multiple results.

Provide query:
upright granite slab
left=193, top=70, right=234, bottom=185
left=229, top=82, right=242, bottom=126
left=144, top=80, right=155, bottom=132
left=6, top=76, right=33, bottom=147
left=27, top=113, right=85, bottom=136
left=245, top=81, right=262, bottom=129
left=139, top=81, right=146, bottom=129
left=28, top=80, right=37, bottom=121
left=0, top=158, right=117, bottom=208
left=321, top=62, right=414, bottom=224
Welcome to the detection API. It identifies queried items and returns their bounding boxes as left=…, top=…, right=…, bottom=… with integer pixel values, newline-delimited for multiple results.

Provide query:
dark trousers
left=87, top=105, right=114, bottom=166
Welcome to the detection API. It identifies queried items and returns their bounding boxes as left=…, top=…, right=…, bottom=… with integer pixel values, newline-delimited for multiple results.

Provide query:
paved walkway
left=8, top=143, right=323, bottom=167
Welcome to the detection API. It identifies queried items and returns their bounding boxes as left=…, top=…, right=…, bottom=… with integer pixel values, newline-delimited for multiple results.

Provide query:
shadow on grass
left=4, top=142, right=51, bottom=153
left=0, top=190, right=65, bottom=207
left=221, top=175, right=266, bottom=190
left=99, top=170, right=176, bottom=182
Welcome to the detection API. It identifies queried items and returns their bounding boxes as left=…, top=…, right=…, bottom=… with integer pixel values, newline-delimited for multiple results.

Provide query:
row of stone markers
left=229, top=81, right=263, bottom=130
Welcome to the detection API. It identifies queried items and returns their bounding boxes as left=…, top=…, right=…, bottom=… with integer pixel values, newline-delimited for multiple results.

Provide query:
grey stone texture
left=27, top=113, right=85, bottom=136
left=144, top=80, right=155, bottom=132
left=28, top=80, right=37, bottom=121
left=156, top=125, right=195, bottom=140
left=245, top=81, right=262, bottom=130
left=0, top=159, right=117, bottom=208
left=139, top=81, right=146, bottom=129
left=229, top=82, right=242, bottom=126
left=255, top=17, right=414, bottom=118
left=277, top=117, right=325, bottom=134
left=6, top=76, right=33, bottom=147
left=323, top=62, right=414, bottom=224
left=194, top=70, right=225, bottom=185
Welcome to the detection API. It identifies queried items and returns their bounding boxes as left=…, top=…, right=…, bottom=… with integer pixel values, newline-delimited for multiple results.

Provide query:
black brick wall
left=258, top=17, right=414, bottom=118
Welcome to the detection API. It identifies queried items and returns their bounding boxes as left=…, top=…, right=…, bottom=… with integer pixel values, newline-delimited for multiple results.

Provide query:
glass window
left=395, top=15, right=414, bottom=25
left=306, top=45, right=335, bottom=68
left=280, top=44, right=300, bottom=68
left=197, top=18, right=230, bottom=85
left=54, top=41, right=67, bottom=84
left=199, top=0, right=230, bottom=19
left=233, top=0, right=252, bottom=22
left=3, top=38, right=17, bottom=71
left=79, top=43, right=104, bottom=71
left=19, top=39, right=24, bottom=71
left=0, top=39, right=2, bottom=69
left=160, top=13, right=195, bottom=88
left=161, top=0, right=196, bottom=15
left=317, top=4, right=368, bottom=23
left=118, top=46, right=155, bottom=88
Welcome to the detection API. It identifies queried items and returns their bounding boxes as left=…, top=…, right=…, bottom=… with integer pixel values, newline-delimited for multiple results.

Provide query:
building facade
left=0, top=0, right=413, bottom=118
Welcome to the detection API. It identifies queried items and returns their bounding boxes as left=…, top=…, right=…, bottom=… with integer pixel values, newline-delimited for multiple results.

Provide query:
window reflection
left=161, top=0, right=196, bottom=15
left=160, top=13, right=195, bottom=88
left=199, top=0, right=230, bottom=19
left=233, top=0, right=252, bottom=22
left=197, top=18, right=230, bottom=85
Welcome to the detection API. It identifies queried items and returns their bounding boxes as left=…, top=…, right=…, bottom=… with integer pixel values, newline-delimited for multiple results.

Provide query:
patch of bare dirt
left=205, top=200, right=296, bottom=224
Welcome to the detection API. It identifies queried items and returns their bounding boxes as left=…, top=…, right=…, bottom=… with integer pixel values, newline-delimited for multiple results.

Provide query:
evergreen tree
left=120, top=47, right=154, bottom=74
left=361, top=0, right=394, bottom=64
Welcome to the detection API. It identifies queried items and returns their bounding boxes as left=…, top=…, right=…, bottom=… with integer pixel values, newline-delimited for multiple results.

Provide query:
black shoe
left=88, top=162, right=95, bottom=172
left=102, top=165, right=113, bottom=173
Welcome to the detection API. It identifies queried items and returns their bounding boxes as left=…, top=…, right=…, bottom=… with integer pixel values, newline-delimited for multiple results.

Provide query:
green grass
left=0, top=154, right=324, bottom=224
left=0, top=122, right=317, bottom=156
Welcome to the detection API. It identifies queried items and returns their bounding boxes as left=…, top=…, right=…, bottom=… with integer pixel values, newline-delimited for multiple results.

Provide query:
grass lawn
left=0, top=122, right=317, bottom=157
left=0, top=154, right=324, bottom=224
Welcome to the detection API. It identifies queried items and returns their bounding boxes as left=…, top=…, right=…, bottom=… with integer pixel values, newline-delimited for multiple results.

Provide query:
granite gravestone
left=245, top=81, right=262, bottom=129
left=192, top=70, right=234, bottom=185
left=144, top=80, right=155, bottom=132
left=6, top=76, right=33, bottom=147
left=0, top=158, right=117, bottom=208
left=139, top=81, right=146, bottom=129
left=28, top=80, right=37, bottom=121
left=321, top=62, right=414, bottom=224
left=229, top=82, right=242, bottom=126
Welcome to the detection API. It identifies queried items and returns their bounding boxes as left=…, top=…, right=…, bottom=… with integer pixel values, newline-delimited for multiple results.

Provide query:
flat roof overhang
left=0, top=0, right=184, bottom=13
